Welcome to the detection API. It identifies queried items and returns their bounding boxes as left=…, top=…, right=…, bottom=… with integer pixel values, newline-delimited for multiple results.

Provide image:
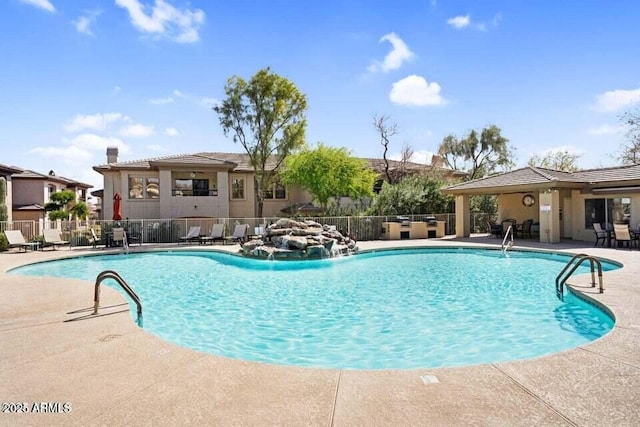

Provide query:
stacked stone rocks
left=241, top=218, right=357, bottom=260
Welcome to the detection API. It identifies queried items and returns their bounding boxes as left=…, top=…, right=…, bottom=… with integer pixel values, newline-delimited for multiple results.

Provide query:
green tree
left=0, top=177, right=7, bottom=222
left=214, top=67, right=308, bottom=217
left=527, top=150, right=581, bottom=171
left=369, top=174, right=454, bottom=215
left=70, top=201, right=89, bottom=220
left=437, top=124, right=515, bottom=180
left=45, top=189, right=76, bottom=220
left=280, top=144, right=376, bottom=210
left=620, top=106, right=640, bottom=165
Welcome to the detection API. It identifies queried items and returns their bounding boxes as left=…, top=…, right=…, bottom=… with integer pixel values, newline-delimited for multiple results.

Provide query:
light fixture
left=190, top=171, right=196, bottom=178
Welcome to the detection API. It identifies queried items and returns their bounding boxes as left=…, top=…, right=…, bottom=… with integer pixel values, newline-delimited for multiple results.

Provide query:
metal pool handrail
left=93, top=270, right=142, bottom=326
left=501, top=225, right=514, bottom=252
left=555, top=254, right=603, bottom=300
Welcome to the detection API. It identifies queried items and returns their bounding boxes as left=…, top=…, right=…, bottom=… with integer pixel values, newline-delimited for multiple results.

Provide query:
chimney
left=106, top=146, right=119, bottom=164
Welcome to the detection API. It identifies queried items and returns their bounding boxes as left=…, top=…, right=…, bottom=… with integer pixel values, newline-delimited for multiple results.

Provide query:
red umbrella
left=113, top=192, right=123, bottom=221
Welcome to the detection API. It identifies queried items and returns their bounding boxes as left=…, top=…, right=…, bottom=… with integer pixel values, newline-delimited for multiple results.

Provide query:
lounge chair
left=179, top=226, right=201, bottom=244
left=3, top=230, right=40, bottom=252
left=42, top=229, right=70, bottom=250
left=592, top=223, right=607, bottom=247
left=199, top=224, right=225, bottom=245
left=89, top=228, right=106, bottom=249
left=224, top=224, right=249, bottom=245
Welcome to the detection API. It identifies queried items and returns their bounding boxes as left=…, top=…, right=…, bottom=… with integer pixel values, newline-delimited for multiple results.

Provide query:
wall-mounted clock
left=522, top=194, right=535, bottom=207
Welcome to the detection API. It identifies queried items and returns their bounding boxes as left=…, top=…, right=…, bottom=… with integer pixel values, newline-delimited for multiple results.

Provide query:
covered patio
left=442, top=165, right=640, bottom=245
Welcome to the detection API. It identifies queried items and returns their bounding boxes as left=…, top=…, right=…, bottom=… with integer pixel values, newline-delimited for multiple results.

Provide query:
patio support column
left=539, top=190, right=561, bottom=243
left=455, top=194, right=471, bottom=238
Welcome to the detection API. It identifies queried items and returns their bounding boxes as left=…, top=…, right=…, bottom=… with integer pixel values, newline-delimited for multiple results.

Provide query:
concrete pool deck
left=1, top=237, right=639, bottom=426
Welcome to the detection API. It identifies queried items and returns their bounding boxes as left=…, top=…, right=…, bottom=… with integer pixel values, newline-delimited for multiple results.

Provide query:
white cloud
left=165, top=127, right=179, bottom=136
left=592, top=88, right=640, bottom=112
left=150, top=96, right=174, bottom=105
left=63, top=112, right=129, bottom=132
left=147, top=144, right=166, bottom=151
left=119, top=124, right=155, bottom=138
left=447, top=15, right=470, bottom=29
left=29, top=145, right=92, bottom=163
left=19, top=0, right=55, bottom=13
left=73, top=10, right=101, bottom=35
left=173, top=89, right=185, bottom=97
left=389, top=75, right=445, bottom=106
left=586, top=124, right=624, bottom=136
left=113, top=85, right=122, bottom=93
left=367, top=32, right=414, bottom=73
left=63, top=133, right=130, bottom=153
left=115, top=0, right=206, bottom=43
left=447, top=13, right=501, bottom=31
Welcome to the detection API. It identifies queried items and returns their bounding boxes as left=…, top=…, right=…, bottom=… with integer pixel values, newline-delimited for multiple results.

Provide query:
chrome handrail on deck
left=93, top=270, right=142, bottom=326
left=555, top=254, right=603, bottom=300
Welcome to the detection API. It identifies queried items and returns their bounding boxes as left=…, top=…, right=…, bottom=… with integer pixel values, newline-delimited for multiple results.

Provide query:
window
left=231, top=178, right=245, bottom=199
left=129, top=176, right=159, bottom=199
left=172, top=178, right=217, bottom=196
left=146, top=177, right=159, bottom=199
left=264, top=181, right=287, bottom=200
left=47, top=184, right=56, bottom=201
left=585, top=198, right=631, bottom=228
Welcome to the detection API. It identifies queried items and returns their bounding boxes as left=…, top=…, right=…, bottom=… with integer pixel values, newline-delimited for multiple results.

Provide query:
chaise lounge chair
left=199, top=224, right=225, bottom=245
left=42, top=229, right=70, bottom=250
left=179, top=226, right=201, bottom=244
left=3, top=230, right=40, bottom=252
left=224, top=224, right=249, bottom=245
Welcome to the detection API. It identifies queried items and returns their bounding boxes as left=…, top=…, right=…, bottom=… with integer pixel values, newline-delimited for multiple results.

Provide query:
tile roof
left=11, top=169, right=92, bottom=188
left=443, top=164, right=640, bottom=193
left=0, top=163, right=22, bottom=174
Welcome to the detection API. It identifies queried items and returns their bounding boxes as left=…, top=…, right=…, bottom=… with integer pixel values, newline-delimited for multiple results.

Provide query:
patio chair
left=613, top=224, right=636, bottom=249
left=592, top=223, right=607, bottom=247
left=515, top=219, right=534, bottom=239
left=42, top=229, right=70, bottom=250
left=179, top=226, right=201, bottom=244
left=112, top=228, right=127, bottom=247
left=224, top=224, right=249, bottom=245
left=199, top=224, right=225, bottom=245
left=486, top=220, right=502, bottom=238
left=3, top=230, right=40, bottom=252
left=125, top=228, right=142, bottom=246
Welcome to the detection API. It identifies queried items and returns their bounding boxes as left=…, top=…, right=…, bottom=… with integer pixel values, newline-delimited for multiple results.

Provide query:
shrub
left=0, top=233, right=8, bottom=251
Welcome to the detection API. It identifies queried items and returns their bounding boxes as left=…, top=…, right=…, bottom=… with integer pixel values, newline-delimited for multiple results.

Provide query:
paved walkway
left=1, top=237, right=639, bottom=426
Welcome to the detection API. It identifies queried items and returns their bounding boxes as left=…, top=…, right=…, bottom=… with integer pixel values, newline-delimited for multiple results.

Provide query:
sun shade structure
left=442, top=164, right=640, bottom=244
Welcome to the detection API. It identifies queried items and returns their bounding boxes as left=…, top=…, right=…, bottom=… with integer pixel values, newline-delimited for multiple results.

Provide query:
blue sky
left=2, top=0, right=639, bottom=193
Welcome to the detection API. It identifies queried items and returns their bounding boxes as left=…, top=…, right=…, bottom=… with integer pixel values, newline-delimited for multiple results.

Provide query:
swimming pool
left=10, top=248, right=617, bottom=370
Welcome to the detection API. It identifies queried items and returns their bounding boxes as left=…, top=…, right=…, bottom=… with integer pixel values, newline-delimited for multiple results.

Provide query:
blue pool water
left=10, top=248, right=617, bottom=369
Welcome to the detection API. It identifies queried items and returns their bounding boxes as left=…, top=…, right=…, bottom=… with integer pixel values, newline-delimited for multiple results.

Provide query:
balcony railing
left=171, top=189, right=218, bottom=197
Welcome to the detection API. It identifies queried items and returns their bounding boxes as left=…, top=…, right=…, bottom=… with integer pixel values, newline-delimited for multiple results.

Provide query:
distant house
left=0, top=163, right=22, bottom=222
left=93, top=148, right=464, bottom=221
left=442, top=164, right=640, bottom=243
left=11, top=169, right=92, bottom=221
